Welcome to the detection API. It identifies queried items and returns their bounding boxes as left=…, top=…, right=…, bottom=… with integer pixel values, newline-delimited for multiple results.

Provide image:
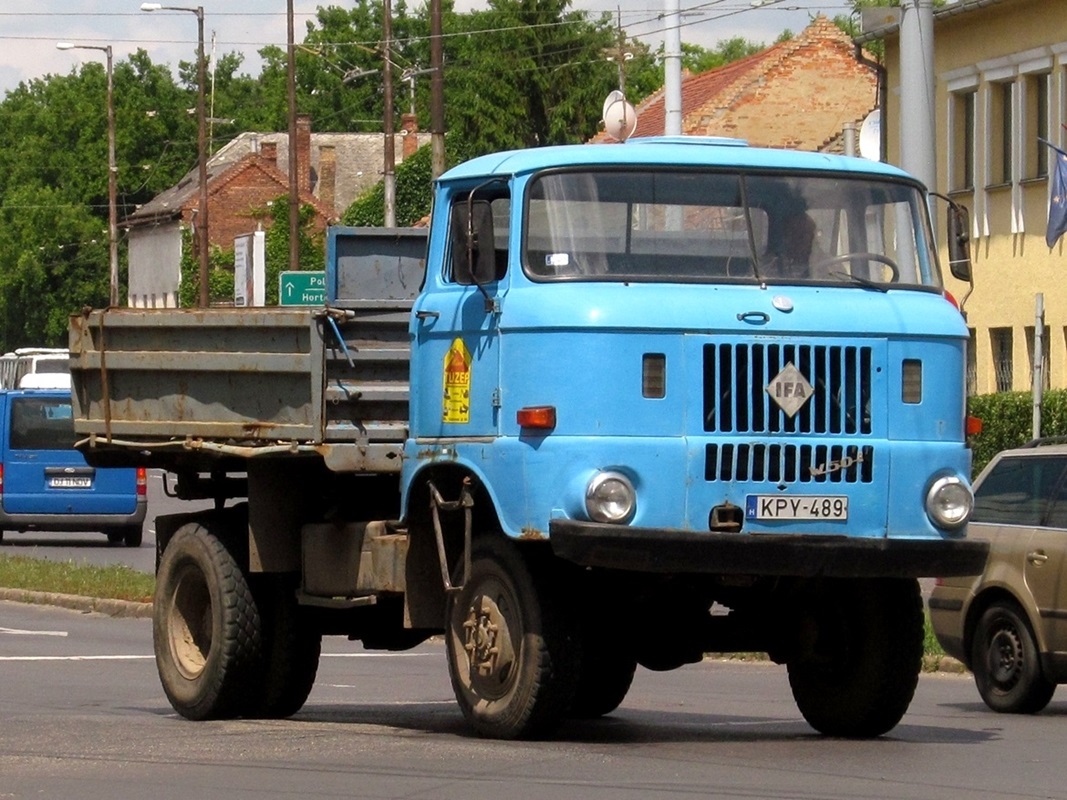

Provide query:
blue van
left=0, top=388, right=146, bottom=546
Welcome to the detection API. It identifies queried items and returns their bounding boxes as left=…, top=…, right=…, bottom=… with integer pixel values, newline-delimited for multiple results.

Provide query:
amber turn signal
left=517, top=406, right=556, bottom=430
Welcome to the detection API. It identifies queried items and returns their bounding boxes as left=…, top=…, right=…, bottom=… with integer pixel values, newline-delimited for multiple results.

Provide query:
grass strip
left=0, top=554, right=154, bottom=603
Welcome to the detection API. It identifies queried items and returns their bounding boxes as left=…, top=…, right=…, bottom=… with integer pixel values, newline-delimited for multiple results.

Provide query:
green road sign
left=279, top=271, right=326, bottom=306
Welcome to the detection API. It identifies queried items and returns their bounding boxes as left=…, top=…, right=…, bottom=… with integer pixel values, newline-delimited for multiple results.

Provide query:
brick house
left=125, top=114, right=429, bottom=308
left=595, top=16, right=879, bottom=151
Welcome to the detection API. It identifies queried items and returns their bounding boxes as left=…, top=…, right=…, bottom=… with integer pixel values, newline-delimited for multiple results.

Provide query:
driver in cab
left=763, top=211, right=830, bottom=281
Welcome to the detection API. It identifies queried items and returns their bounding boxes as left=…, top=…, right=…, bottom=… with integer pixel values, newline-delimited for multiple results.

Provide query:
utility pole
left=430, top=0, right=445, bottom=179
left=663, top=0, right=682, bottom=135
left=899, top=0, right=936, bottom=201
left=287, top=0, right=300, bottom=270
left=383, top=0, right=396, bottom=227
left=609, top=9, right=631, bottom=93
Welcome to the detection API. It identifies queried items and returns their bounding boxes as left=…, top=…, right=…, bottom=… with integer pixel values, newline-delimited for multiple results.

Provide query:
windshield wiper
left=829, top=271, right=889, bottom=293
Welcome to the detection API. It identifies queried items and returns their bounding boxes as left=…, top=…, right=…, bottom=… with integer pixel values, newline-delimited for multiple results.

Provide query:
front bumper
left=550, top=520, right=989, bottom=579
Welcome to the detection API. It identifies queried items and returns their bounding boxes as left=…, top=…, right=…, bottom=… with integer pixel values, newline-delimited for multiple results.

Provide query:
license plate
left=48, top=476, right=92, bottom=489
left=745, top=495, right=848, bottom=521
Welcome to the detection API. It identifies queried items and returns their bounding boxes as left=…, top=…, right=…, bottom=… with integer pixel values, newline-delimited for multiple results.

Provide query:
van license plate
left=745, top=495, right=848, bottom=521
left=48, top=476, right=91, bottom=489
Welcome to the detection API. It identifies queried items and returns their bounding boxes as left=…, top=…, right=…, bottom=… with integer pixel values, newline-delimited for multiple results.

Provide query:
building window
left=1025, top=72, right=1050, bottom=179
left=991, top=327, right=1014, bottom=392
left=990, top=81, right=1014, bottom=185
left=1026, top=325, right=1051, bottom=390
left=967, top=328, right=977, bottom=396
left=952, top=90, right=976, bottom=191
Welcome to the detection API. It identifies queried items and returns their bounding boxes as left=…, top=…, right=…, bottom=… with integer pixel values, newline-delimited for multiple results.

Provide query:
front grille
left=703, top=343, right=872, bottom=434
left=705, top=443, right=874, bottom=484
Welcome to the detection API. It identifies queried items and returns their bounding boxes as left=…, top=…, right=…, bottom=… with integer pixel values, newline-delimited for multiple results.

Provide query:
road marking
left=320, top=653, right=435, bottom=658
left=0, top=655, right=153, bottom=661
left=0, top=627, right=68, bottom=637
left=0, top=652, right=435, bottom=662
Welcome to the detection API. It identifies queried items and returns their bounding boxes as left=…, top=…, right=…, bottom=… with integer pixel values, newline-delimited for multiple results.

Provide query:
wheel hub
left=461, top=594, right=517, bottom=698
left=169, top=565, right=212, bottom=680
left=989, top=627, right=1023, bottom=687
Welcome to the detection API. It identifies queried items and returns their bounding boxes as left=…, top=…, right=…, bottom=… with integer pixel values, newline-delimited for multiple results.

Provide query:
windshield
left=523, top=169, right=941, bottom=288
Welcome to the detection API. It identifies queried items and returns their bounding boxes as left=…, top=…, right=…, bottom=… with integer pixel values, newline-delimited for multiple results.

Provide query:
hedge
left=968, top=390, right=1067, bottom=475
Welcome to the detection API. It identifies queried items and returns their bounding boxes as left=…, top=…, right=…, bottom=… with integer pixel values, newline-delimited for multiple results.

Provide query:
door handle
left=415, top=310, right=440, bottom=321
left=1027, top=550, right=1049, bottom=566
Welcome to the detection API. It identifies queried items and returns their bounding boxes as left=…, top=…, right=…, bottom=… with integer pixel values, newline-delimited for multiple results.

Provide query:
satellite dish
left=602, top=90, right=625, bottom=123
left=859, top=110, right=881, bottom=161
left=603, top=98, right=638, bottom=142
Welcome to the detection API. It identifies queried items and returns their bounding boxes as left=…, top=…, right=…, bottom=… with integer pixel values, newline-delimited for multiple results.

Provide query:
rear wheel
left=245, top=574, right=322, bottom=719
left=446, top=537, right=578, bottom=739
left=123, top=525, right=143, bottom=548
left=153, top=523, right=262, bottom=720
left=971, top=602, right=1055, bottom=713
left=787, top=578, right=923, bottom=738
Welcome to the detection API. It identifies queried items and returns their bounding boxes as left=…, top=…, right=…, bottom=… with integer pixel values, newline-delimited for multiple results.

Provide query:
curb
left=0, top=588, right=152, bottom=619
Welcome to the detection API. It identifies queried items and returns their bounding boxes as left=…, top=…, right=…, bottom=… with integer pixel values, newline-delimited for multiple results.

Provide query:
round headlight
left=585, top=471, right=636, bottom=524
left=925, top=475, right=973, bottom=530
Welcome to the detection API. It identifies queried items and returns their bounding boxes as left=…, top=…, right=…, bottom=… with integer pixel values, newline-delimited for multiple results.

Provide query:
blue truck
left=69, top=137, right=987, bottom=739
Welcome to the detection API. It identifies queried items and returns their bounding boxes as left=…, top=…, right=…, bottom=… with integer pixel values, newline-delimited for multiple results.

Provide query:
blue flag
left=1043, top=139, right=1067, bottom=248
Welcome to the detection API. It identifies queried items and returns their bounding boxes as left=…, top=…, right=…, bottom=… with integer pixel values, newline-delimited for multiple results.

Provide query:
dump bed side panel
left=69, top=307, right=324, bottom=443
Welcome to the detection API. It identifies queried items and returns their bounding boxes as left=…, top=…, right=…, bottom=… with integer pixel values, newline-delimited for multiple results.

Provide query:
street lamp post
left=140, top=3, right=209, bottom=308
left=57, top=42, right=118, bottom=307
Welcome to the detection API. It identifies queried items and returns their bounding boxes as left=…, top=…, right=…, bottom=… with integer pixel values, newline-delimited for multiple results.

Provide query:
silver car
left=930, top=439, right=1067, bottom=713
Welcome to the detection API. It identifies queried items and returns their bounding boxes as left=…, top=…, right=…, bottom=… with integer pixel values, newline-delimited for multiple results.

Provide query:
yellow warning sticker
left=443, top=338, right=472, bottom=424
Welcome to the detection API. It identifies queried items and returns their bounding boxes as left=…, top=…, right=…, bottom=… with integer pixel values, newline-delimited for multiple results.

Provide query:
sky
left=0, top=1, right=856, bottom=97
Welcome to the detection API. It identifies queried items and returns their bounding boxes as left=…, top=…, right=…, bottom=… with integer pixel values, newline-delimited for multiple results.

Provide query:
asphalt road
left=1, top=599, right=1064, bottom=800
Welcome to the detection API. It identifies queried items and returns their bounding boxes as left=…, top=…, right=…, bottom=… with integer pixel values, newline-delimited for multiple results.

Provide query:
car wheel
left=123, top=525, right=144, bottom=548
left=971, top=602, right=1055, bottom=714
left=106, top=529, right=124, bottom=545
left=153, top=523, right=262, bottom=720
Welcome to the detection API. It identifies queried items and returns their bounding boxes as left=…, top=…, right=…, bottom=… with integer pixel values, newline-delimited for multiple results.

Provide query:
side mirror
left=946, top=202, right=972, bottom=283
left=450, top=200, right=496, bottom=286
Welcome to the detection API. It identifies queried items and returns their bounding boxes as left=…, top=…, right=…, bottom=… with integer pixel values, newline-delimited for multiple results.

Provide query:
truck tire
left=787, top=578, right=923, bottom=738
left=245, top=574, right=322, bottom=719
left=153, top=523, right=262, bottom=720
left=446, top=537, right=579, bottom=739
left=570, top=643, right=637, bottom=718
left=971, top=601, right=1055, bottom=714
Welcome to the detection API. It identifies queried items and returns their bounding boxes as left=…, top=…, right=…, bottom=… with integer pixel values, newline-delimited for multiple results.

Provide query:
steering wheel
left=814, top=252, right=899, bottom=282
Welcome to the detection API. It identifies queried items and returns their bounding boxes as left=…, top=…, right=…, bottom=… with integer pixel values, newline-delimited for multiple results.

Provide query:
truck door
left=410, top=193, right=510, bottom=440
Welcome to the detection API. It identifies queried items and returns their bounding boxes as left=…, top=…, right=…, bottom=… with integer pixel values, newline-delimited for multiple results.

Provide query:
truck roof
left=440, top=136, right=918, bottom=185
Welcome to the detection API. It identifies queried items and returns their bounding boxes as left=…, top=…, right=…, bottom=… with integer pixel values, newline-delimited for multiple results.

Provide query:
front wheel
left=971, top=602, right=1055, bottom=714
left=446, top=537, right=578, bottom=739
left=787, top=578, right=923, bottom=738
left=153, top=523, right=262, bottom=720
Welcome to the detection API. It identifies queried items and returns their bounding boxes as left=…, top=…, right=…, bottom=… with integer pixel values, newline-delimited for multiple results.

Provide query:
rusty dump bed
left=68, top=303, right=413, bottom=474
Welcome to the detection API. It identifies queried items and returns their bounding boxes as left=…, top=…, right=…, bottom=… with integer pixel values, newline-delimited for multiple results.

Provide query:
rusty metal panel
left=69, top=307, right=324, bottom=444
left=301, top=520, right=407, bottom=596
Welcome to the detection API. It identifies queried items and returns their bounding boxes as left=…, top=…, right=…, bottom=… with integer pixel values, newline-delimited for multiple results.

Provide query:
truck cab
left=407, top=137, right=974, bottom=554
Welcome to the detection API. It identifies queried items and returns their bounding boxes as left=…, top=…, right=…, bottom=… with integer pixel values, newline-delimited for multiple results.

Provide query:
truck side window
left=448, top=196, right=510, bottom=284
